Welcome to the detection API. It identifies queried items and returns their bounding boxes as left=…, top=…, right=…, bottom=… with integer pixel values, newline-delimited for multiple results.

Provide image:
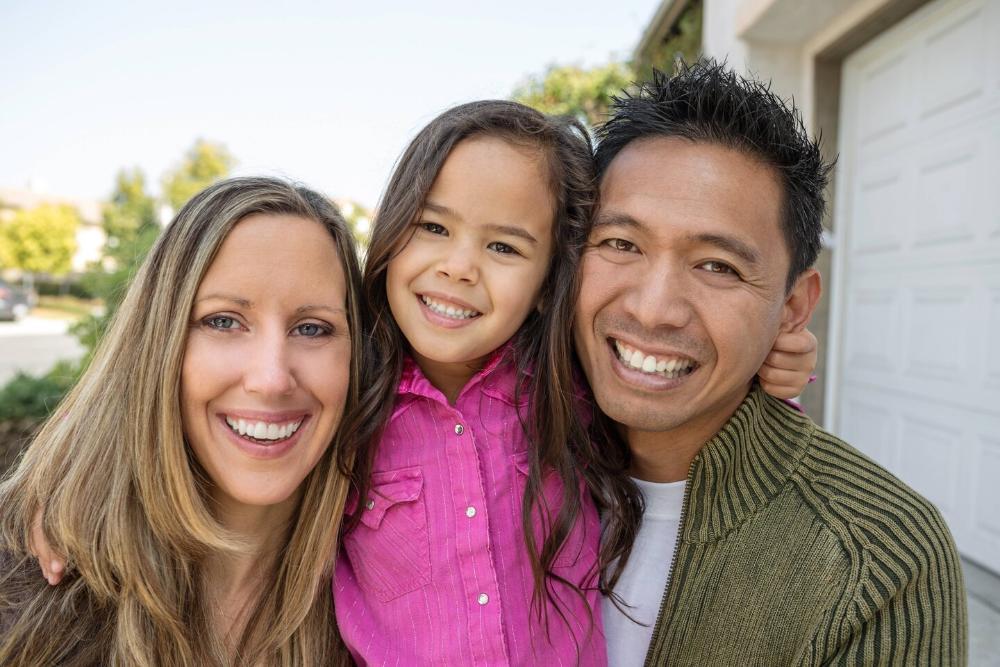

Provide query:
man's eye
left=700, top=261, right=737, bottom=276
left=419, top=222, right=447, bottom=235
left=293, top=322, right=332, bottom=337
left=487, top=241, right=518, bottom=255
left=602, top=238, right=638, bottom=253
left=204, top=315, right=241, bottom=330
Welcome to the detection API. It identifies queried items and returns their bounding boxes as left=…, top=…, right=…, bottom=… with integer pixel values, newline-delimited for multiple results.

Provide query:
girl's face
left=386, top=136, right=555, bottom=388
left=181, top=213, right=351, bottom=513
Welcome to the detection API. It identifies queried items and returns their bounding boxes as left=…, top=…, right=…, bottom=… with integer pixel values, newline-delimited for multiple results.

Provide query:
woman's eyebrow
left=195, top=293, right=252, bottom=307
left=294, top=305, right=347, bottom=316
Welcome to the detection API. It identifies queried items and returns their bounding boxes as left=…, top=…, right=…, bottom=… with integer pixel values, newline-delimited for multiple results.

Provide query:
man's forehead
left=593, top=137, right=790, bottom=275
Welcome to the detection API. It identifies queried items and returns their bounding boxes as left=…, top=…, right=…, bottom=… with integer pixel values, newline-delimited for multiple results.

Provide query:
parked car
left=0, top=279, right=34, bottom=321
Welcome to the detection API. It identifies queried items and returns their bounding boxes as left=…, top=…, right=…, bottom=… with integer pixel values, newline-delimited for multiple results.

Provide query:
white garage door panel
left=836, top=384, right=1000, bottom=565
left=833, top=0, right=1000, bottom=573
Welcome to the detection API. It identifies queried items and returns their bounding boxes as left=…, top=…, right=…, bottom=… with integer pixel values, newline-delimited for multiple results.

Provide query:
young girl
left=331, top=100, right=817, bottom=665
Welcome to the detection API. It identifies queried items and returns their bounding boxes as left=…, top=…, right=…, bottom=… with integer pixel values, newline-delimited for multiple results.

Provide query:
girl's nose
left=435, top=247, right=479, bottom=284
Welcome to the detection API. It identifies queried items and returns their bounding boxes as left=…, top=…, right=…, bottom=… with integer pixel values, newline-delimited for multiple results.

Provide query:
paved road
left=0, top=317, right=86, bottom=385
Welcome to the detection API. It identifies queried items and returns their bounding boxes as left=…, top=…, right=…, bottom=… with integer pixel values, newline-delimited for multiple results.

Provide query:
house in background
left=0, top=186, right=106, bottom=274
left=635, top=0, right=1000, bottom=585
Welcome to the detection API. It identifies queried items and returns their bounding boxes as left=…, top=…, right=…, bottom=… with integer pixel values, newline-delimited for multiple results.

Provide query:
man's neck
left=626, top=388, right=751, bottom=483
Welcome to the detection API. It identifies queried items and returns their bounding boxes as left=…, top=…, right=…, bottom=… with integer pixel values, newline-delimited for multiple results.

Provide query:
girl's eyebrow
left=423, top=200, right=456, bottom=218
left=423, top=200, right=537, bottom=244
left=483, top=223, right=537, bottom=244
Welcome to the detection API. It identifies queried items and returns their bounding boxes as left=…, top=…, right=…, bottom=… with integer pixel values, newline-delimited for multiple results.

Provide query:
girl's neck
left=412, top=350, right=492, bottom=404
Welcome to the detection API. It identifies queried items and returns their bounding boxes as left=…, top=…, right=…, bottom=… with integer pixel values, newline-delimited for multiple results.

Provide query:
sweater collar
left=680, top=385, right=816, bottom=544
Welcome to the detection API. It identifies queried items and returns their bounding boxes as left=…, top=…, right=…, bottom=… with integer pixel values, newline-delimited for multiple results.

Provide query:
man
left=575, top=61, right=967, bottom=665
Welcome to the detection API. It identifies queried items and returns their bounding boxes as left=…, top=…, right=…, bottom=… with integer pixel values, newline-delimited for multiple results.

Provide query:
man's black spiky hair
left=595, top=59, right=834, bottom=290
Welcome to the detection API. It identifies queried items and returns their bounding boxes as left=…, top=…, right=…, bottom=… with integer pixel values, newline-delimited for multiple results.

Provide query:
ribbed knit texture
left=643, top=387, right=967, bottom=666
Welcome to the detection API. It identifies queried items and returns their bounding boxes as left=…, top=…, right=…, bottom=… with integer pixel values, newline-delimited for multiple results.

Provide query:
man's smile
left=610, top=337, right=698, bottom=378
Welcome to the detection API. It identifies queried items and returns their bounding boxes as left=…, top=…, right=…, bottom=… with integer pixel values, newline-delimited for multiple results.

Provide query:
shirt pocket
left=343, top=466, right=431, bottom=602
left=510, top=452, right=593, bottom=569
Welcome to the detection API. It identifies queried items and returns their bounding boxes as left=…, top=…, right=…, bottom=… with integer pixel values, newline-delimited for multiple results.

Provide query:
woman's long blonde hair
left=0, top=177, right=363, bottom=666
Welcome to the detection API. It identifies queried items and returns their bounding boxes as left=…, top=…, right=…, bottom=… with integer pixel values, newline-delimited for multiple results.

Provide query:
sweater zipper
left=642, top=454, right=698, bottom=667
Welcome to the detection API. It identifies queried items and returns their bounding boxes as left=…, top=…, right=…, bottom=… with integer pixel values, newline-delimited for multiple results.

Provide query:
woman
left=0, top=177, right=363, bottom=665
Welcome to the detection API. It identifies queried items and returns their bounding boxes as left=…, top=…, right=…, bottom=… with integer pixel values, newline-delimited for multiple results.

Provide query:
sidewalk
left=966, top=558, right=1000, bottom=665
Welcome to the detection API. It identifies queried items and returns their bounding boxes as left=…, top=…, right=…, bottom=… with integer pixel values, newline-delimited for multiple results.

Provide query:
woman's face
left=181, top=213, right=351, bottom=510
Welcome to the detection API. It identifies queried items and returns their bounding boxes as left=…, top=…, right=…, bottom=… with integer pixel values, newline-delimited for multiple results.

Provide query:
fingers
left=772, top=328, right=818, bottom=354
left=762, top=349, right=814, bottom=373
left=29, top=507, right=66, bottom=586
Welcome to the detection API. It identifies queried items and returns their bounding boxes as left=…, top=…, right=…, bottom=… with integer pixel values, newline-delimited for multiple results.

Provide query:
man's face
left=574, top=137, right=801, bottom=443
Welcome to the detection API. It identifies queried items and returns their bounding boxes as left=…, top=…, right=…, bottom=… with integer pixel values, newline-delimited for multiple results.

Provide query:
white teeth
left=612, top=339, right=695, bottom=379
left=224, top=416, right=303, bottom=442
left=420, top=295, right=480, bottom=320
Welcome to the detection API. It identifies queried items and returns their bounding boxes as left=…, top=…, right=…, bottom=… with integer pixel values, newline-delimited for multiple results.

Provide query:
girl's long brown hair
left=0, top=177, right=362, bottom=666
left=336, top=100, right=640, bottom=637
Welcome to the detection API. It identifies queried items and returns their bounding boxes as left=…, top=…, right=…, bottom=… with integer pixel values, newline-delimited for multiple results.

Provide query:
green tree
left=74, top=168, right=161, bottom=355
left=511, top=61, right=635, bottom=128
left=337, top=200, right=372, bottom=247
left=634, top=0, right=703, bottom=79
left=102, top=167, right=157, bottom=263
left=0, top=204, right=79, bottom=276
left=162, top=139, right=235, bottom=211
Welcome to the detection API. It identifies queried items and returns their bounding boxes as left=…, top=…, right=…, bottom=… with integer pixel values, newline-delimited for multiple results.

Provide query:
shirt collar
left=396, top=342, right=521, bottom=405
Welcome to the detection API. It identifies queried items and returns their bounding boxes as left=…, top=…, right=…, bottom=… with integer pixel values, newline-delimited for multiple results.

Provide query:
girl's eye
left=419, top=222, right=447, bottom=235
left=700, top=261, right=738, bottom=276
left=293, top=322, right=332, bottom=338
left=487, top=241, right=519, bottom=255
left=204, top=315, right=241, bottom=330
left=601, top=238, right=638, bottom=253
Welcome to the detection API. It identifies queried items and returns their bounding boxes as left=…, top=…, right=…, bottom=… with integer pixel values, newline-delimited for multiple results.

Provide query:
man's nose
left=435, top=243, right=479, bottom=284
left=243, top=332, right=297, bottom=396
left=622, top=262, right=693, bottom=331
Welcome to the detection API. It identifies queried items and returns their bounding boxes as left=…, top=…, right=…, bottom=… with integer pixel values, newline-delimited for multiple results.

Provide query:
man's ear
left=781, top=269, right=821, bottom=333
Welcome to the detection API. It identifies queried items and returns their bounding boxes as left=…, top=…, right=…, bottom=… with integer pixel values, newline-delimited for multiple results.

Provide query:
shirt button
left=365, top=498, right=375, bottom=510
left=465, top=506, right=476, bottom=518
left=454, top=424, right=464, bottom=435
left=477, top=593, right=489, bottom=605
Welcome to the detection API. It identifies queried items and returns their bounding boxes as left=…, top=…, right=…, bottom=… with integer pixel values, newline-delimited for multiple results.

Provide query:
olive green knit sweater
left=643, top=387, right=967, bottom=666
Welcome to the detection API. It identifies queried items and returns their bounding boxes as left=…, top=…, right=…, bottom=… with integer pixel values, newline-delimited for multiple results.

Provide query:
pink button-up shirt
left=334, top=352, right=606, bottom=666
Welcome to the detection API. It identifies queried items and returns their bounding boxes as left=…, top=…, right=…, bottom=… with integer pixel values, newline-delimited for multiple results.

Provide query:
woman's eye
left=700, top=261, right=737, bottom=276
left=204, top=315, right=241, bottom=330
left=293, top=322, right=331, bottom=337
left=487, top=241, right=518, bottom=255
left=602, top=238, right=638, bottom=253
left=419, top=222, right=447, bottom=235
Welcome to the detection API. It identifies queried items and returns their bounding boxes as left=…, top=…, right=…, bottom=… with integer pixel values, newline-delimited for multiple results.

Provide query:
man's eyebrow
left=689, top=233, right=762, bottom=266
left=591, top=211, right=645, bottom=230
left=483, top=223, right=538, bottom=244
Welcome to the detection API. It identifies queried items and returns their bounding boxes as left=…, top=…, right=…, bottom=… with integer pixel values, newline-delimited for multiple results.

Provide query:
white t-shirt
left=602, top=477, right=687, bottom=667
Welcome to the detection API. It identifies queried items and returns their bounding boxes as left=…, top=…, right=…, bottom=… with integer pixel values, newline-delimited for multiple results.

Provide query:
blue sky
left=1, top=0, right=661, bottom=209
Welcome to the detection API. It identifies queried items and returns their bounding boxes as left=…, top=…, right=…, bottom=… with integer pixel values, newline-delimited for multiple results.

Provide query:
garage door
left=831, top=0, right=1000, bottom=573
